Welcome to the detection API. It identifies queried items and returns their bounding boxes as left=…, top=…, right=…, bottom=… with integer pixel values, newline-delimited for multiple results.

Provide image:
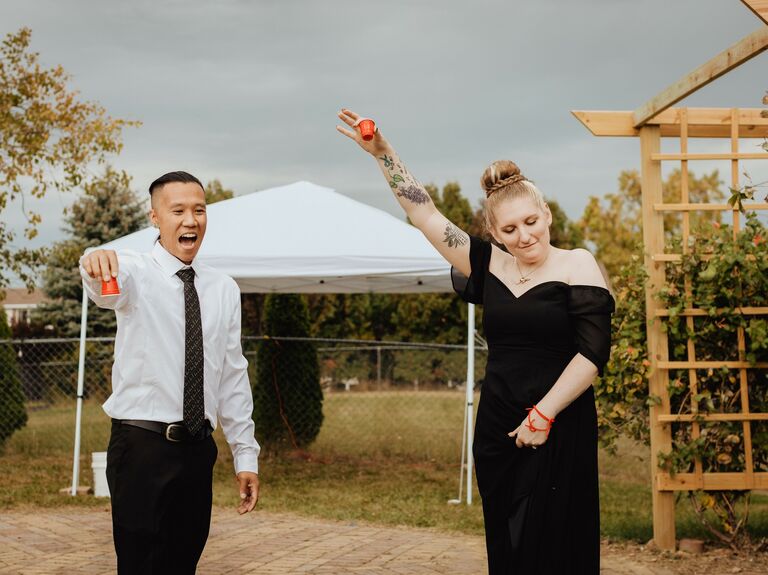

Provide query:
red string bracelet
left=525, top=405, right=555, bottom=436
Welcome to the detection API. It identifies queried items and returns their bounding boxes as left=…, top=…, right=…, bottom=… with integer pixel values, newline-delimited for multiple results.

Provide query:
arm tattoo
left=443, top=223, right=468, bottom=248
left=379, top=153, right=432, bottom=206
left=389, top=173, right=405, bottom=188
left=397, top=185, right=430, bottom=205
left=379, top=155, right=395, bottom=168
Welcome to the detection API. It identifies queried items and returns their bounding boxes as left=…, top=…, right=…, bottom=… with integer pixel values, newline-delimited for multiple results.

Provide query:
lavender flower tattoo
left=443, top=223, right=468, bottom=248
left=396, top=185, right=430, bottom=205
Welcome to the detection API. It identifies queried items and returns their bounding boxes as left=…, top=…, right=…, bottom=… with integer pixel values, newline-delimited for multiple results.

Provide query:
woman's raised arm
left=336, top=108, right=472, bottom=277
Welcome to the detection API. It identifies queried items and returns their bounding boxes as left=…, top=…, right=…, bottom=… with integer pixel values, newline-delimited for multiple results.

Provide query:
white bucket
left=91, top=451, right=110, bottom=498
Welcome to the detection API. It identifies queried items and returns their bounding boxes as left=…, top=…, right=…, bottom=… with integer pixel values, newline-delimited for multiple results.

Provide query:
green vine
left=596, top=211, right=768, bottom=546
left=594, top=252, right=652, bottom=450
left=727, top=173, right=768, bottom=213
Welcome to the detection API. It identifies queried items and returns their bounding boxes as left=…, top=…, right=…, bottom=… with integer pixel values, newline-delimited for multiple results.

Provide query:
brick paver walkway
left=0, top=508, right=681, bottom=574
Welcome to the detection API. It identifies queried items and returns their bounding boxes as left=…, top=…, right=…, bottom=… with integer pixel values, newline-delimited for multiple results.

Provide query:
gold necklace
left=514, top=251, right=550, bottom=285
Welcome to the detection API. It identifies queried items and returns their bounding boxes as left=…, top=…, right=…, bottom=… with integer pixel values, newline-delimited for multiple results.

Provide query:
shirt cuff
left=234, top=452, right=259, bottom=475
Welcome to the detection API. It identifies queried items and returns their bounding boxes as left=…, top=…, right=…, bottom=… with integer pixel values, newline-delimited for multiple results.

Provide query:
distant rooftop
left=2, top=288, right=49, bottom=307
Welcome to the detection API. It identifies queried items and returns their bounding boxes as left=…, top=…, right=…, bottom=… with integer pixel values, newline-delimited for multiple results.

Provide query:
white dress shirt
left=80, top=240, right=260, bottom=474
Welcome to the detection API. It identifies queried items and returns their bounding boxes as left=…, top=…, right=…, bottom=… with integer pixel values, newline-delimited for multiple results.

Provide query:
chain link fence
left=0, top=337, right=487, bottom=470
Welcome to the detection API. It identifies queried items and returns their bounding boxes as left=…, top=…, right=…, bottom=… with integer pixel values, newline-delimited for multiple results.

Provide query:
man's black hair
left=148, top=171, right=204, bottom=196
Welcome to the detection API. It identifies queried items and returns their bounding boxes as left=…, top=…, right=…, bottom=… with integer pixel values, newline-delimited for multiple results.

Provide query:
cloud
left=1, top=0, right=764, bottom=265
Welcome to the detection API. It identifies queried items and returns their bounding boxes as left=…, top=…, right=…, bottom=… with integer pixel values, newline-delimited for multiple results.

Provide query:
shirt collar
left=152, top=240, right=196, bottom=277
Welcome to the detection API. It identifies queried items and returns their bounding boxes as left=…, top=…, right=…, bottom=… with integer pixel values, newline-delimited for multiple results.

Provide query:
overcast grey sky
left=2, top=0, right=766, bottom=274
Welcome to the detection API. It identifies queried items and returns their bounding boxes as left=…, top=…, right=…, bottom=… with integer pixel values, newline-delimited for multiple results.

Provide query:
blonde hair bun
left=481, top=160, right=527, bottom=197
left=480, top=160, right=546, bottom=231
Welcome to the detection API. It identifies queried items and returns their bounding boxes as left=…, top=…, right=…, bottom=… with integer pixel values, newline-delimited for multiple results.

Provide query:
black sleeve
left=451, top=235, right=492, bottom=304
left=567, top=285, right=615, bottom=376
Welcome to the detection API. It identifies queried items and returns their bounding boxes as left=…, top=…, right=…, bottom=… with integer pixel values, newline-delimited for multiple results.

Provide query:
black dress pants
left=106, top=420, right=218, bottom=575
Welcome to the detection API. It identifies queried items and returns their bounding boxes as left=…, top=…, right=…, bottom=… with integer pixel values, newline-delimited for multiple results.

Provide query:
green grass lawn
left=2, top=395, right=767, bottom=543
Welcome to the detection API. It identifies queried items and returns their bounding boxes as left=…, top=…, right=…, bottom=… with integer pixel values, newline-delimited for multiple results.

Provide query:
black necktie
left=176, top=268, right=205, bottom=436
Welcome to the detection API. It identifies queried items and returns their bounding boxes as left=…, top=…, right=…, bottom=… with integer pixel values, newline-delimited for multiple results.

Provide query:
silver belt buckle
left=165, top=423, right=185, bottom=442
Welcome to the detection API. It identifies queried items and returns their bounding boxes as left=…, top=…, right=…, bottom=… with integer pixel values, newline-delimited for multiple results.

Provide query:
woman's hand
left=508, top=410, right=551, bottom=450
left=336, top=108, right=392, bottom=156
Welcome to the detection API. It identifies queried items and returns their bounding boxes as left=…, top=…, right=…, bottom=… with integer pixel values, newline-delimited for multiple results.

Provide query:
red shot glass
left=101, top=276, right=120, bottom=296
left=356, top=118, right=376, bottom=141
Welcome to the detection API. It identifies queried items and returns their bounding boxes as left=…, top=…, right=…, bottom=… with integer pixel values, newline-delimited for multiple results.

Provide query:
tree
left=204, top=179, right=234, bottom=204
left=0, top=306, right=27, bottom=445
left=0, top=28, right=138, bottom=291
left=579, top=169, right=724, bottom=279
left=35, top=167, right=146, bottom=336
left=393, top=182, right=475, bottom=344
left=547, top=199, right=584, bottom=250
left=306, top=292, right=399, bottom=387
left=307, top=293, right=374, bottom=340
left=253, top=294, right=323, bottom=450
left=437, top=182, right=473, bottom=228
left=593, top=251, right=650, bottom=450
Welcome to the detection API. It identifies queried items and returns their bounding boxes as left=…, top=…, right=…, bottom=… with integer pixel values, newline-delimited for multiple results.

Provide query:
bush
left=656, top=213, right=767, bottom=547
left=596, top=212, right=768, bottom=547
left=594, top=250, right=651, bottom=451
left=253, top=294, right=323, bottom=449
left=0, top=307, right=27, bottom=445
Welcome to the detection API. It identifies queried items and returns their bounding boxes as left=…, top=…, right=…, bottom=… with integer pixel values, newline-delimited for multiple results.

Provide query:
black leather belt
left=115, top=419, right=213, bottom=442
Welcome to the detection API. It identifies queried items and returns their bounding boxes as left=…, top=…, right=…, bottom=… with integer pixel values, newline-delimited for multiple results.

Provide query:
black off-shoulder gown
left=452, top=236, right=615, bottom=575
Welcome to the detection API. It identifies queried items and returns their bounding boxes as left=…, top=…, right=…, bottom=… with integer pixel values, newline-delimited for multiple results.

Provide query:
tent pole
left=465, top=303, right=475, bottom=505
left=71, top=288, right=89, bottom=496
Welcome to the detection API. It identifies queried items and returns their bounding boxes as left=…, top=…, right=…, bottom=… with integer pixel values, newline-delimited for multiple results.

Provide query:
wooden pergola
left=573, top=0, right=768, bottom=550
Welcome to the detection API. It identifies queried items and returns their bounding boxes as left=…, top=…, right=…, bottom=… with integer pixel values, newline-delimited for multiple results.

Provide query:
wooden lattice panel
left=640, top=108, right=768, bottom=546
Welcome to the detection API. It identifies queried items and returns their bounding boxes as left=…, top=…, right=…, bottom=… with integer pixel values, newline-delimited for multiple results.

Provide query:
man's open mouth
left=179, top=233, right=198, bottom=247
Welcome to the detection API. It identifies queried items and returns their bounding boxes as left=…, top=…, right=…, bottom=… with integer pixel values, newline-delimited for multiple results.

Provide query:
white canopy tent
left=71, top=181, right=477, bottom=501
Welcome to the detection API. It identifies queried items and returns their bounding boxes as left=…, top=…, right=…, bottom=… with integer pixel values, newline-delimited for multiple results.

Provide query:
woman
left=337, top=109, right=614, bottom=574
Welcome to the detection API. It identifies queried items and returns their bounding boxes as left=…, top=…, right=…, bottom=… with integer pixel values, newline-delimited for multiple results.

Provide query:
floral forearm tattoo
left=443, top=223, right=468, bottom=248
left=397, top=185, right=430, bottom=205
left=379, top=154, right=431, bottom=206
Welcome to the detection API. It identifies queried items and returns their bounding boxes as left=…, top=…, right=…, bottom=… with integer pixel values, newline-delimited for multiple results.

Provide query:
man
left=80, top=171, right=260, bottom=574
